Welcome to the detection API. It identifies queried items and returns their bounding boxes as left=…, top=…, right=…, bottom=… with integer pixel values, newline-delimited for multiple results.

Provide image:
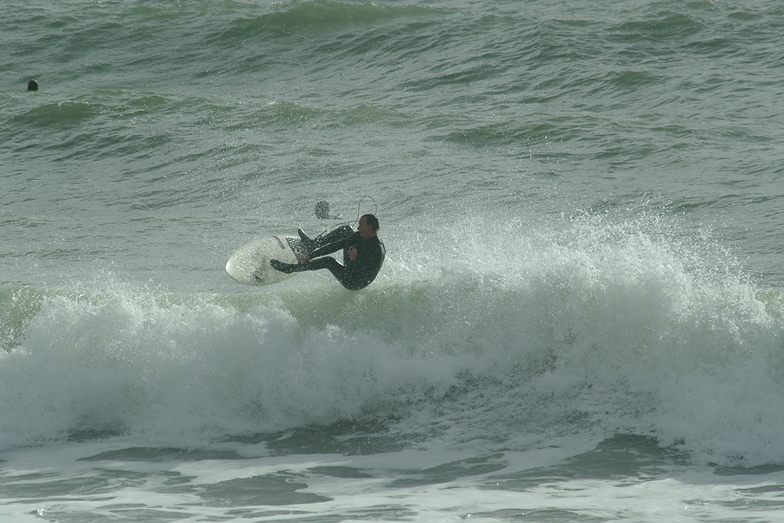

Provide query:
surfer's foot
left=297, top=229, right=316, bottom=250
left=298, top=228, right=312, bottom=242
left=270, top=259, right=301, bottom=274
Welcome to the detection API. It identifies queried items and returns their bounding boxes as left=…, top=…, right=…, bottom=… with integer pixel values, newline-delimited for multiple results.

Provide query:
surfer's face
left=357, top=217, right=373, bottom=239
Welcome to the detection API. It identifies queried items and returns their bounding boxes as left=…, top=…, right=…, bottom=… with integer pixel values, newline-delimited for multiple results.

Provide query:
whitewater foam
left=2, top=211, right=782, bottom=466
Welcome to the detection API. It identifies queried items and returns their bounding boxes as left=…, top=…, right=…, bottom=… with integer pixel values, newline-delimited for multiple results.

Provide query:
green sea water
left=2, top=1, right=784, bottom=521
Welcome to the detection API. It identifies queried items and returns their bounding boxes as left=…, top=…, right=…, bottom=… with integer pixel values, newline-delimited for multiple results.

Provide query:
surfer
left=271, top=214, right=385, bottom=290
left=315, top=200, right=340, bottom=220
left=27, top=80, right=39, bottom=91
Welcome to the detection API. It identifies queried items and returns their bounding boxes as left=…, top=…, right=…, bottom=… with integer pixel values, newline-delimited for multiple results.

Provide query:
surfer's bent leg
left=303, top=257, right=343, bottom=277
left=271, top=256, right=366, bottom=290
left=301, top=257, right=366, bottom=291
left=270, top=257, right=340, bottom=275
left=270, top=259, right=305, bottom=273
left=298, top=225, right=352, bottom=252
left=313, top=226, right=353, bottom=249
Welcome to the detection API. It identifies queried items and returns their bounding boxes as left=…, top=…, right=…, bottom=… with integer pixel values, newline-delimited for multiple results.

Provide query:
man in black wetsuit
left=270, top=214, right=385, bottom=291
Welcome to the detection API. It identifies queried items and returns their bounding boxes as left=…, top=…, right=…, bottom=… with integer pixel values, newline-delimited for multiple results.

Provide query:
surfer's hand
left=297, top=254, right=310, bottom=263
left=348, top=248, right=358, bottom=261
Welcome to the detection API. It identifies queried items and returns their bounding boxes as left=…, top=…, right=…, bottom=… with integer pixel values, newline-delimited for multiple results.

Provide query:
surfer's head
left=359, top=214, right=379, bottom=239
left=315, top=201, right=330, bottom=219
left=362, top=214, right=379, bottom=231
left=27, top=79, right=39, bottom=91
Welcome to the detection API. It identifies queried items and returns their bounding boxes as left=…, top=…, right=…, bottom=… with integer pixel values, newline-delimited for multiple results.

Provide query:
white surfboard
left=225, top=235, right=305, bottom=286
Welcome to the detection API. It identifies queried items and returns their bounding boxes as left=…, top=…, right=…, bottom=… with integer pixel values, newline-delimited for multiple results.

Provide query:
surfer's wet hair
left=362, top=214, right=379, bottom=231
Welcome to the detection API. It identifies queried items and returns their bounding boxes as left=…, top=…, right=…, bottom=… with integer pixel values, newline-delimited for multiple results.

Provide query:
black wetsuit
left=274, top=231, right=385, bottom=290
left=311, top=225, right=353, bottom=249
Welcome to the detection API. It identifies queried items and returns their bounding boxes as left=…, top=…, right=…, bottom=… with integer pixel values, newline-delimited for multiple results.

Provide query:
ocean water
left=3, top=0, right=784, bottom=521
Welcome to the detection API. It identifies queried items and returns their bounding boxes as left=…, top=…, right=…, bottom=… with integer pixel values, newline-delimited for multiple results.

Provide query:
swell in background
left=3, top=0, right=784, bottom=287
